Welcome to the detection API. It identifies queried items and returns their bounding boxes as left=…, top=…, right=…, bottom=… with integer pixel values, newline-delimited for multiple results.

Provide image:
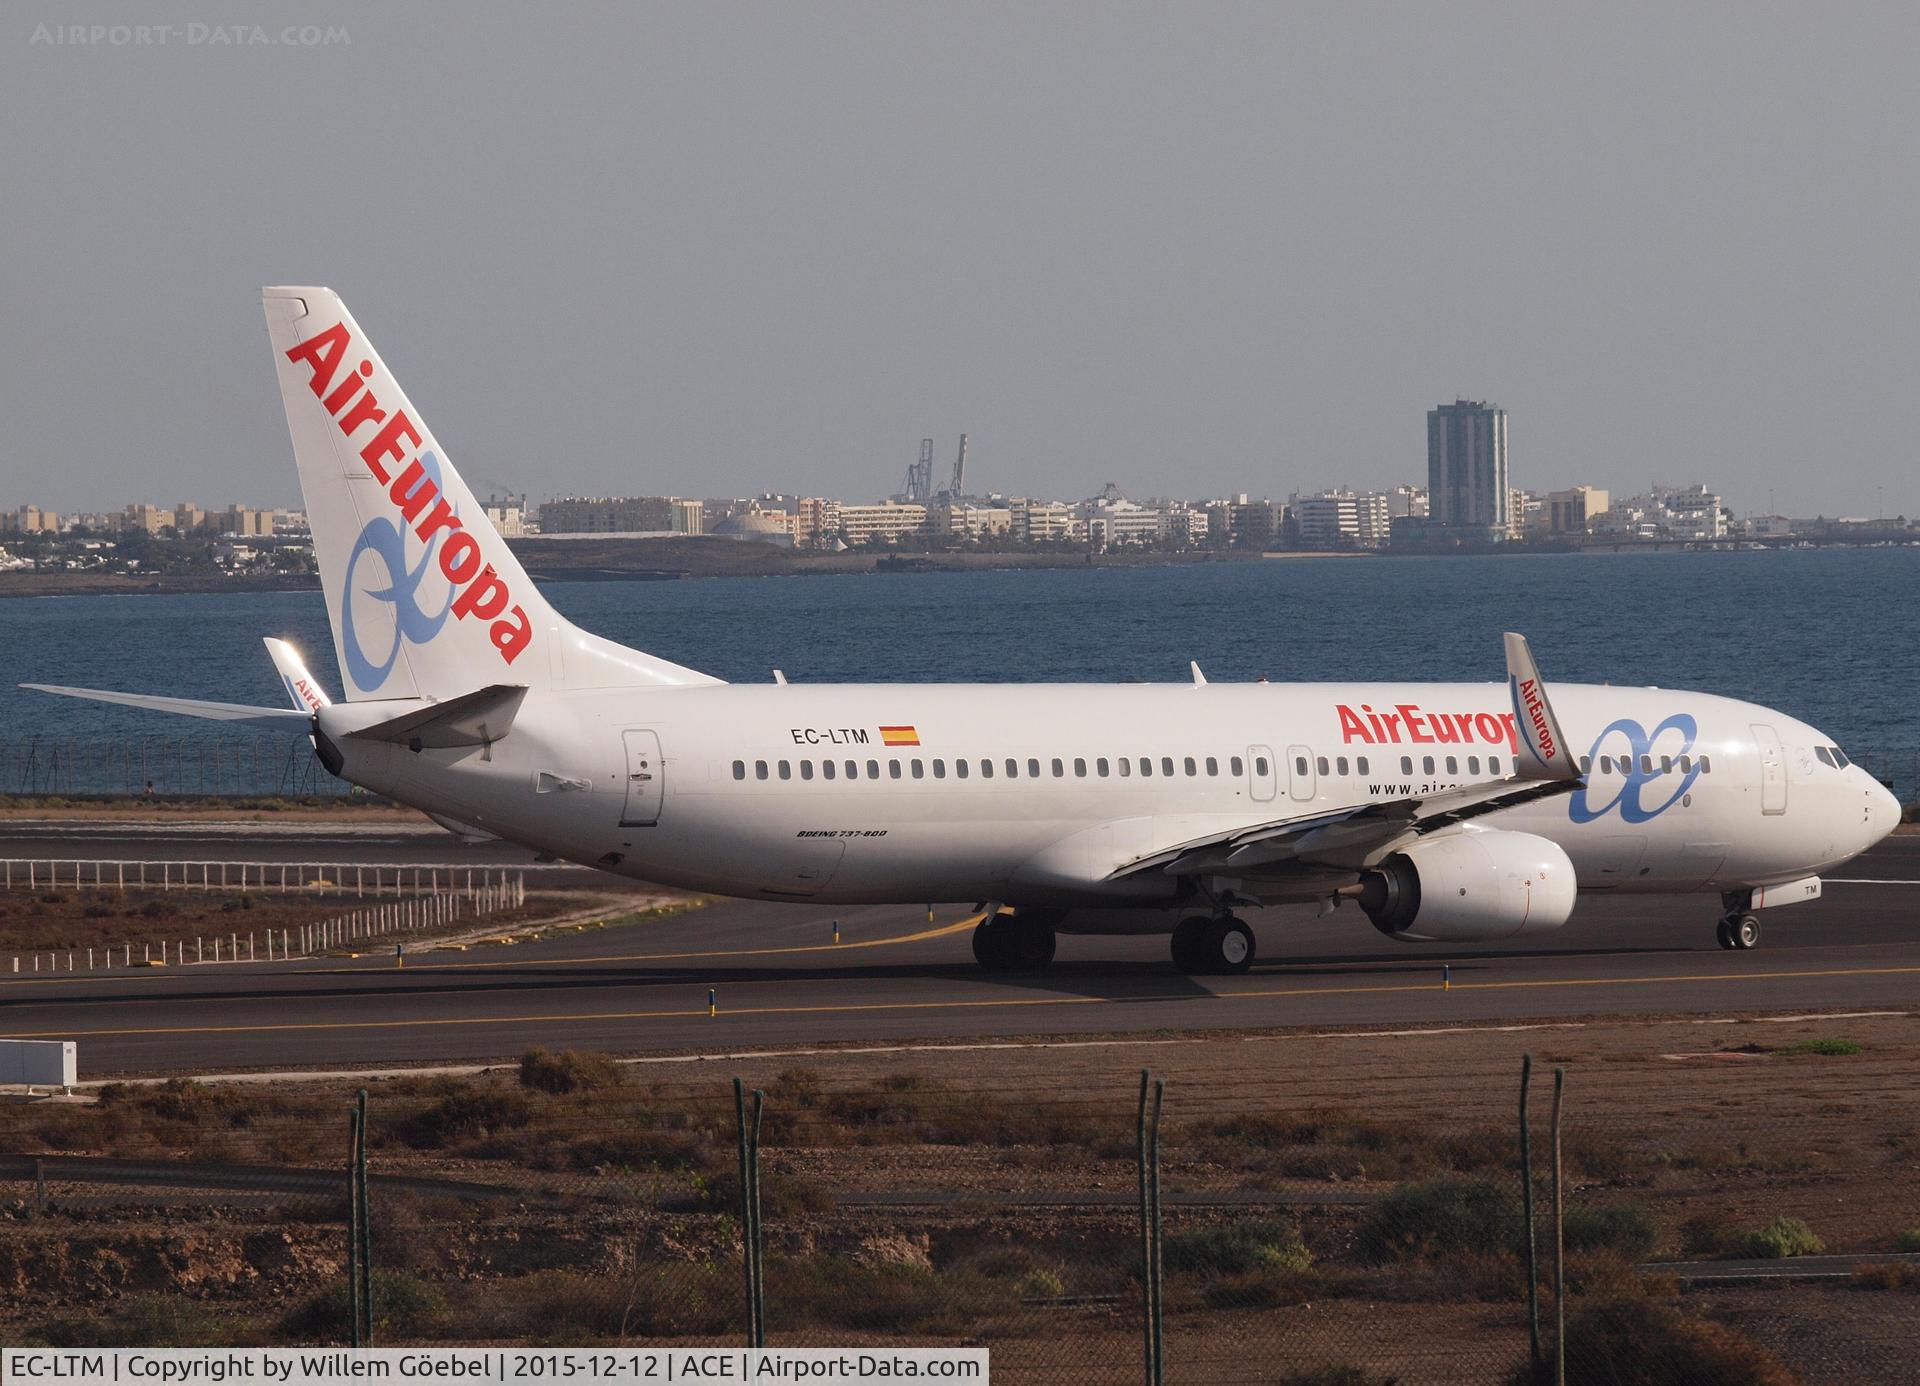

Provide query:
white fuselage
left=322, top=679, right=1897, bottom=929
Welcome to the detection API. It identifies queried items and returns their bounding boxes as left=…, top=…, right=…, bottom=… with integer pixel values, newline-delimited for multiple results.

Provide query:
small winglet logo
left=1509, top=674, right=1557, bottom=768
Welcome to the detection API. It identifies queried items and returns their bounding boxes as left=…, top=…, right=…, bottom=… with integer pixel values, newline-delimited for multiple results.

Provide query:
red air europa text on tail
left=283, top=322, right=531, bottom=664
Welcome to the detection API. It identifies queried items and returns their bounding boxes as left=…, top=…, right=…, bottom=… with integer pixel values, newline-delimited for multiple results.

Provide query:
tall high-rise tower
left=1427, top=400, right=1509, bottom=540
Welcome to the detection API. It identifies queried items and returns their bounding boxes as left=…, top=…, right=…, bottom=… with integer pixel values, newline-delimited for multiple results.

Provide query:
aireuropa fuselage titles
left=325, top=677, right=1893, bottom=915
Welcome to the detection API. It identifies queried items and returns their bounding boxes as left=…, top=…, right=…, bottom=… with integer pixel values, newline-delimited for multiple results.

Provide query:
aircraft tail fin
left=260, top=287, right=720, bottom=701
left=1503, top=633, right=1580, bottom=781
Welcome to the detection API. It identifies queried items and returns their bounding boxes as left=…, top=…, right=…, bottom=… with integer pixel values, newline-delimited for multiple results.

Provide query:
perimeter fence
left=5, top=736, right=1918, bottom=808
left=0, top=735, right=347, bottom=799
left=3, top=1039, right=1916, bottom=1382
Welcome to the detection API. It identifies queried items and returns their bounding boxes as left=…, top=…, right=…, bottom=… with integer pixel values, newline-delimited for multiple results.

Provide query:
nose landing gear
left=1716, top=913, right=1761, bottom=950
left=1170, top=914, right=1255, bottom=975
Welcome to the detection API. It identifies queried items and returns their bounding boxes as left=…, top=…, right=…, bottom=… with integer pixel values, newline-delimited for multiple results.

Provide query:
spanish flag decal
left=880, top=725, right=920, bottom=747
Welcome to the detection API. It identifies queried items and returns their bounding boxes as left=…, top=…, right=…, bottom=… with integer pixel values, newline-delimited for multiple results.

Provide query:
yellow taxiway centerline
left=6, top=962, right=1920, bottom=1041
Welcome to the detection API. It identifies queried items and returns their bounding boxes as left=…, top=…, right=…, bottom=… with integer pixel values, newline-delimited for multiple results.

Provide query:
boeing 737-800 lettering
left=23, top=289, right=1902, bottom=974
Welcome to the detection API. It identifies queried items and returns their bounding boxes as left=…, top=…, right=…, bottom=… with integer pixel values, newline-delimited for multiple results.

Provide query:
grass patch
left=1561, top=1203, right=1658, bottom=1261
left=1164, top=1219, right=1312, bottom=1277
left=29, top=1297, right=234, bottom=1348
left=1357, top=1176, right=1517, bottom=1263
left=1778, top=1037, right=1863, bottom=1056
left=1741, top=1216, right=1825, bottom=1259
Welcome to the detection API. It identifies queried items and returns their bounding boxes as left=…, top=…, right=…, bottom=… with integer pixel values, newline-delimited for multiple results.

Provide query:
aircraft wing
left=1108, top=775, right=1579, bottom=880
left=1110, top=631, right=1585, bottom=881
left=19, top=683, right=313, bottom=732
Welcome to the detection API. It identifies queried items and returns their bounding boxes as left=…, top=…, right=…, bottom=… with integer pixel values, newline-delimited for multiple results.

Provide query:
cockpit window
left=1815, top=746, right=1836, bottom=768
left=1832, top=746, right=1851, bottom=769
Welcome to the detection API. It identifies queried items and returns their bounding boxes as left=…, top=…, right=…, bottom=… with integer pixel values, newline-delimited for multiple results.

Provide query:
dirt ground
left=1, top=1011, right=1915, bottom=1380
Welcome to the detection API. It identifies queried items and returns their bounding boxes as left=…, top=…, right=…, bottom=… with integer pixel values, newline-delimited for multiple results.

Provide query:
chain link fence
left=3, top=1037, right=1915, bottom=1381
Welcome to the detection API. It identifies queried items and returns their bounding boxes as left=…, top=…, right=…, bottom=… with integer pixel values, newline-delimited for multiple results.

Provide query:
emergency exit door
left=620, top=729, right=663, bottom=826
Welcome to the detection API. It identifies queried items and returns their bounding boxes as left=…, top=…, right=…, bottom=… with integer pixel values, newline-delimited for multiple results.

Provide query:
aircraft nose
left=1866, top=774, right=1903, bottom=843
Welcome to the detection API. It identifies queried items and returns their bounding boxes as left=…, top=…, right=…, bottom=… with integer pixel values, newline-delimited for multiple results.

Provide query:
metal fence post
left=357, top=1088, right=373, bottom=1346
left=733, top=1077, right=765, bottom=1347
left=347, top=1102, right=364, bottom=1349
left=1520, top=1053, right=1540, bottom=1372
left=1551, top=1066, right=1566, bottom=1386
left=1137, top=1069, right=1166, bottom=1386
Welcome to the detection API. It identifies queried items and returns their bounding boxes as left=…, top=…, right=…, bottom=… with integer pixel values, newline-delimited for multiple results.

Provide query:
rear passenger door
left=1287, top=744, right=1316, bottom=802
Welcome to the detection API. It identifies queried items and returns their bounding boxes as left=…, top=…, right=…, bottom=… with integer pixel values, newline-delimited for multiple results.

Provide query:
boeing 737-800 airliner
left=25, top=289, right=1902, bottom=974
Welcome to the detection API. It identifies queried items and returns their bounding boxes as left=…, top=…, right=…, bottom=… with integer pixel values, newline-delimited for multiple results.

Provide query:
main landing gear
left=972, top=908, right=1059, bottom=972
left=1170, top=914, right=1255, bottom=976
left=1716, top=913, right=1761, bottom=950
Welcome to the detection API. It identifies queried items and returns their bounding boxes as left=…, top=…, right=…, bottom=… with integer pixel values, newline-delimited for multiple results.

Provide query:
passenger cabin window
left=1096, top=757, right=1110, bottom=776
left=1401, top=756, right=1414, bottom=775
left=932, top=759, right=946, bottom=779
left=1230, top=756, right=1244, bottom=775
left=1027, top=757, right=1041, bottom=777
left=1489, top=756, right=1502, bottom=774
left=800, top=761, right=814, bottom=781
left=755, top=760, right=769, bottom=780
left=912, top=759, right=926, bottom=779
left=1316, top=756, right=1330, bottom=776
left=732, top=760, right=746, bottom=780
left=1052, top=758, right=1065, bottom=777
left=979, top=759, right=993, bottom=778
left=1676, top=755, right=1691, bottom=774
left=1357, top=756, right=1370, bottom=774
left=846, top=759, right=858, bottom=779
left=1206, top=756, right=1219, bottom=776
left=1423, top=756, right=1435, bottom=775
left=1184, top=757, right=1197, bottom=777
left=1445, top=755, right=1458, bottom=775
left=1599, top=756, right=1612, bottom=774
left=779, top=760, right=792, bottom=780
left=1466, top=756, right=1479, bottom=774
left=1640, top=755, right=1653, bottom=774
left=1254, top=755, right=1269, bottom=775
left=1661, top=755, right=1673, bottom=773
left=1700, top=755, right=1712, bottom=773
left=1006, top=758, right=1019, bottom=778
left=1161, top=757, right=1175, bottom=776
left=1074, top=757, right=1088, bottom=777
left=954, top=759, right=967, bottom=779
left=1140, top=757, right=1154, bottom=776
left=889, top=760, right=903, bottom=779
left=1117, top=757, right=1131, bottom=777
left=1334, top=756, right=1348, bottom=775
left=822, top=760, right=835, bottom=780
left=1579, top=756, right=1591, bottom=773
left=1294, top=756, right=1309, bottom=776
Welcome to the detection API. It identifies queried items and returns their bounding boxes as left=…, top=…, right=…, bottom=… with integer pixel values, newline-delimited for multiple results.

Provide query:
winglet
left=1190, top=661, right=1207, bottom=687
left=263, top=637, right=332, bottom=714
left=1503, top=633, right=1579, bottom=781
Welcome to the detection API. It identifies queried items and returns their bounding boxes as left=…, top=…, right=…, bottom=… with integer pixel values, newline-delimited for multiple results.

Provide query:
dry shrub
left=441, top=1268, right=741, bottom=1343
left=1358, top=1177, right=1518, bottom=1263
left=1741, top=1216, right=1824, bottom=1259
left=1165, top=1219, right=1312, bottom=1277
left=395, top=1088, right=533, bottom=1149
left=518, top=1048, right=626, bottom=1095
left=1509, top=1295, right=1796, bottom=1386
left=1853, top=1262, right=1920, bottom=1292
left=762, top=1256, right=1003, bottom=1335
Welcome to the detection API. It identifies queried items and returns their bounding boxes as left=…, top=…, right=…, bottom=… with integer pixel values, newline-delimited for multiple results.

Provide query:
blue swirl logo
left=339, top=452, right=455, bottom=694
left=1568, top=714, right=1703, bottom=824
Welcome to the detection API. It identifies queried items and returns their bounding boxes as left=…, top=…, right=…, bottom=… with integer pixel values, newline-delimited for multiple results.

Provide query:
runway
left=2, top=830, right=1916, bottom=1076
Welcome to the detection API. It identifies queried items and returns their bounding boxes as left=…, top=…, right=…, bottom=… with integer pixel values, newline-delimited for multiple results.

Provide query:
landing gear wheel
left=972, top=912, right=1055, bottom=971
left=971, top=916, right=1014, bottom=971
left=1169, top=916, right=1212, bottom=974
left=1004, top=912, right=1057, bottom=969
left=1201, top=916, right=1256, bottom=975
left=1716, top=919, right=1736, bottom=950
left=1732, top=914, right=1761, bottom=950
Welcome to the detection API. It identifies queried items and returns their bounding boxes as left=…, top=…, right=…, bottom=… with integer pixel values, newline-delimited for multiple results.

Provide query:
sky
left=2, top=2, right=1917, bottom=518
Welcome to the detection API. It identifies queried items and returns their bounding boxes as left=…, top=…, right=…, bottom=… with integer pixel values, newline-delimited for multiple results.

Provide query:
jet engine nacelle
left=1358, top=830, right=1577, bottom=942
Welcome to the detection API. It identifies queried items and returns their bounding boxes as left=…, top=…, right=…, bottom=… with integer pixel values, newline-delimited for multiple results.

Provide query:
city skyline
left=5, top=6, right=1920, bottom=520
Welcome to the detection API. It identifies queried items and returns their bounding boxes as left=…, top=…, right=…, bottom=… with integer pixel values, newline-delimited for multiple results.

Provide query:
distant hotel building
left=537, top=496, right=705, bottom=535
left=1428, top=399, right=1509, bottom=541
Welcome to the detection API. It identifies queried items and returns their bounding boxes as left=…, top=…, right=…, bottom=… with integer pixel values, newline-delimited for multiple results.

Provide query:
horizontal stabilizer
left=19, top=683, right=312, bottom=732
left=344, top=684, right=527, bottom=749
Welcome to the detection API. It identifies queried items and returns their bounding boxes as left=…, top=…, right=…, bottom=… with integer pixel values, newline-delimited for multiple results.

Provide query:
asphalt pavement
left=2, top=827, right=1916, bottom=1076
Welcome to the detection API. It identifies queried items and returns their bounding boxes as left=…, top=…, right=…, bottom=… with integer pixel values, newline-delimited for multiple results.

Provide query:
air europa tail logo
left=283, top=322, right=532, bottom=677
